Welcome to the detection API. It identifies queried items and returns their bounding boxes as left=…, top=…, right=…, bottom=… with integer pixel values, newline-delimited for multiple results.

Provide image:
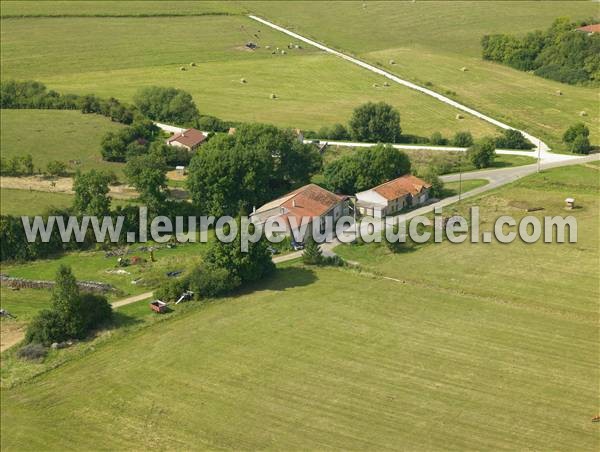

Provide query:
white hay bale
left=265, top=45, right=271, bottom=49
left=456, top=114, right=464, bottom=120
left=179, top=66, right=187, bottom=71
left=190, top=62, right=196, bottom=67
left=383, top=81, right=390, bottom=87
left=580, top=111, right=588, bottom=117
left=389, top=59, right=396, bottom=65
left=270, top=93, right=277, bottom=99
left=281, top=50, right=286, bottom=55
left=556, top=90, right=562, bottom=96
left=240, top=78, right=247, bottom=84
left=373, top=83, right=379, bottom=88
left=460, top=66, right=468, bottom=71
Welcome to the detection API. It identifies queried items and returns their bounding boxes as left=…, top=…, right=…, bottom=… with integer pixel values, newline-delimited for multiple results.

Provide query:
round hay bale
left=383, top=81, right=390, bottom=87
left=179, top=66, right=187, bottom=71
left=372, top=83, right=379, bottom=88
left=240, top=78, right=247, bottom=84
left=270, top=93, right=277, bottom=99
left=265, top=45, right=271, bottom=49
left=456, top=114, right=464, bottom=120
left=190, top=62, right=196, bottom=67
left=580, top=111, right=588, bottom=117
left=281, top=50, right=286, bottom=55
left=389, top=59, right=396, bottom=65
left=460, top=66, right=468, bottom=71
left=556, top=90, right=562, bottom=96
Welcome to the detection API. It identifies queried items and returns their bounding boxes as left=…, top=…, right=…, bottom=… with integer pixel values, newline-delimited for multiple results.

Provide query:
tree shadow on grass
left=234, top=267, right=318, bottom=297
left=111, top=311, right=146, bottom=328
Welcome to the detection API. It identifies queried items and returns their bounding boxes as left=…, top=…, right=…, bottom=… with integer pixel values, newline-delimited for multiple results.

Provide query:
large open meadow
left=245, top=1, right=599, bottom=149
left=1, top=163, right=598, bottom=450
left=0, top=7, right=499, bottom=138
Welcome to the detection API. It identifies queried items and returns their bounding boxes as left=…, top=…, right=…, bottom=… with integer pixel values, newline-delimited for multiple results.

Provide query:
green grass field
left=1, top=164, right=597, bottom=450
left=0, top=109, right=125, bottom=175
left=0, top=188, right=74, bottom=215
left=245, top=1, right=599, bottom=149
left=0, top=14, right=498, bottom=138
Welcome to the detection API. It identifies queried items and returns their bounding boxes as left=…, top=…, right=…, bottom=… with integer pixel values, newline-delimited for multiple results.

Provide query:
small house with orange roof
left=166, top=128, right=206, bottom=151
left=355, top=175, right=431, bottom=218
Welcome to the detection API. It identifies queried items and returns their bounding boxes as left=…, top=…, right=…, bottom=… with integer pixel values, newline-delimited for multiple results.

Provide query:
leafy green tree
left=134, top=86, right=199, bottom=125
left=188, top=266, right=241, bottom=298
left=451, top=131, right=473, bottom=147
left=419, top=166, right=444, bottom=198
left=563, top=123, right=590, bottom=144
left=22, top=154, right=34, bottom=175
left=73, top=170, right=111, bottom=217
left=302, top=236, right=323, bottom=265
left=51, top=265, right=85, bottom=338
left=570, top=134, right=591, bottom=154
left=204, top=221, right=275, bottom=284
left=324, top=143, right=411, bottom=193
left=25, top=309, right=67, bottom=345
left=348, top=102, right=401, bottom=143
left=187, top=124, right=321, bottom=216
left=495, top=129, right=534, bottom=149
left=124, top=153, right=168, bottom=212
left=467, top=137, right=496, bottom=169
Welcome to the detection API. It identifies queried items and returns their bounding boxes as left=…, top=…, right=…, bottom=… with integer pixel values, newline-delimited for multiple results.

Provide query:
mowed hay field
left=245, top=0, right=599, bottom=148
left=0, top=13, right=498, bottom=138
left=0, top=109, right=125, bottom=175
left=1, top=165, right=598, bottom=450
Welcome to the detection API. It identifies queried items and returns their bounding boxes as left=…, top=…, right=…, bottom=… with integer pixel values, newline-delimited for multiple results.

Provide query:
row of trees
left=0, top=154, right=69, bottom=177
left=1, top=80, right=137, bottom=124
left=481, top=18, right=600, bottom=85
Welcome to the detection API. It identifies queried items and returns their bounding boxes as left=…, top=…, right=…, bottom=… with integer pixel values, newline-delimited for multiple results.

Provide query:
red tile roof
left=255, top=184, right=347, bottom=226
left=577, top=24, right=600, bottom=33
left=167, top=128, right=206, bottom=148
left=372, top=175, right=431, bottom=200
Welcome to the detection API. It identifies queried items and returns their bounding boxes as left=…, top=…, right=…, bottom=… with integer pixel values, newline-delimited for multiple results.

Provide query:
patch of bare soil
left=0, top=321, right=25, bottom=352
left=1, top=175, right=138, bottom=200
left=166, top=170, right=187, bottom=181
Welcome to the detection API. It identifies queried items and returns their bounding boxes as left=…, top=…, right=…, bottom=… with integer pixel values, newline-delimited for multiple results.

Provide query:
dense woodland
left=481, top=18, right=600, bottom=85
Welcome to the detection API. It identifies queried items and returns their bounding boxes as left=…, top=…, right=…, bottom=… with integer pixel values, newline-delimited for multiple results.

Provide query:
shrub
left=80, top=293, right=113, bottom=331
left=25, top=309, right=68, bottom=345
left=563, top=122, right=590, bottom=144
left=430, top=132, right=447, bottom=145
left=17, top=343, right=48, bottom=361
left=45, top=160, right=67, bottom=177
left=188, top=266, right=240, bottom=299
left=452, top=131, right=473, bottom=147
left=570, top=134, right=591, bottom=154
left=495, top=129, right=534, bottom=150
left=154, top=277, right=190, bottom=303
left=467, top=137, right=496, bottom=169
left=302, top=237, right=323, bottom=265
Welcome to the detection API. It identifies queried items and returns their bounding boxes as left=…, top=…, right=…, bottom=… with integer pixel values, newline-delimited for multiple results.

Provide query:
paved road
left=248, top=14, right=551, bottom=154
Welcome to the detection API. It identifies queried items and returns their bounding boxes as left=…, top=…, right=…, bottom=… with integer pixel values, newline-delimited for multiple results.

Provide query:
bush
left=494, top=129, right=534, bottom=150
left=570, top=134, right=591, bottom=154
left=430, top=132, right=447, bottom=145
left=302, top=237, right=323, bottom=265
left=419, top=166, right=444, bottom=198
left=467, top=137, right=496, bottom=169
left=45, top=160, right=67, bottom=177
left=80, top=293, right=113, bottom=331
left=17, top=343, right=48, bottom=361
left=188, top=266, right=240, bottom=299
left=452, top=131, right=473, bottom=147
left=563, top=122, right=590, bottom=144
left=25, top=309, right=68, bottom=345
left=154, top=277, right=190, bottom=303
